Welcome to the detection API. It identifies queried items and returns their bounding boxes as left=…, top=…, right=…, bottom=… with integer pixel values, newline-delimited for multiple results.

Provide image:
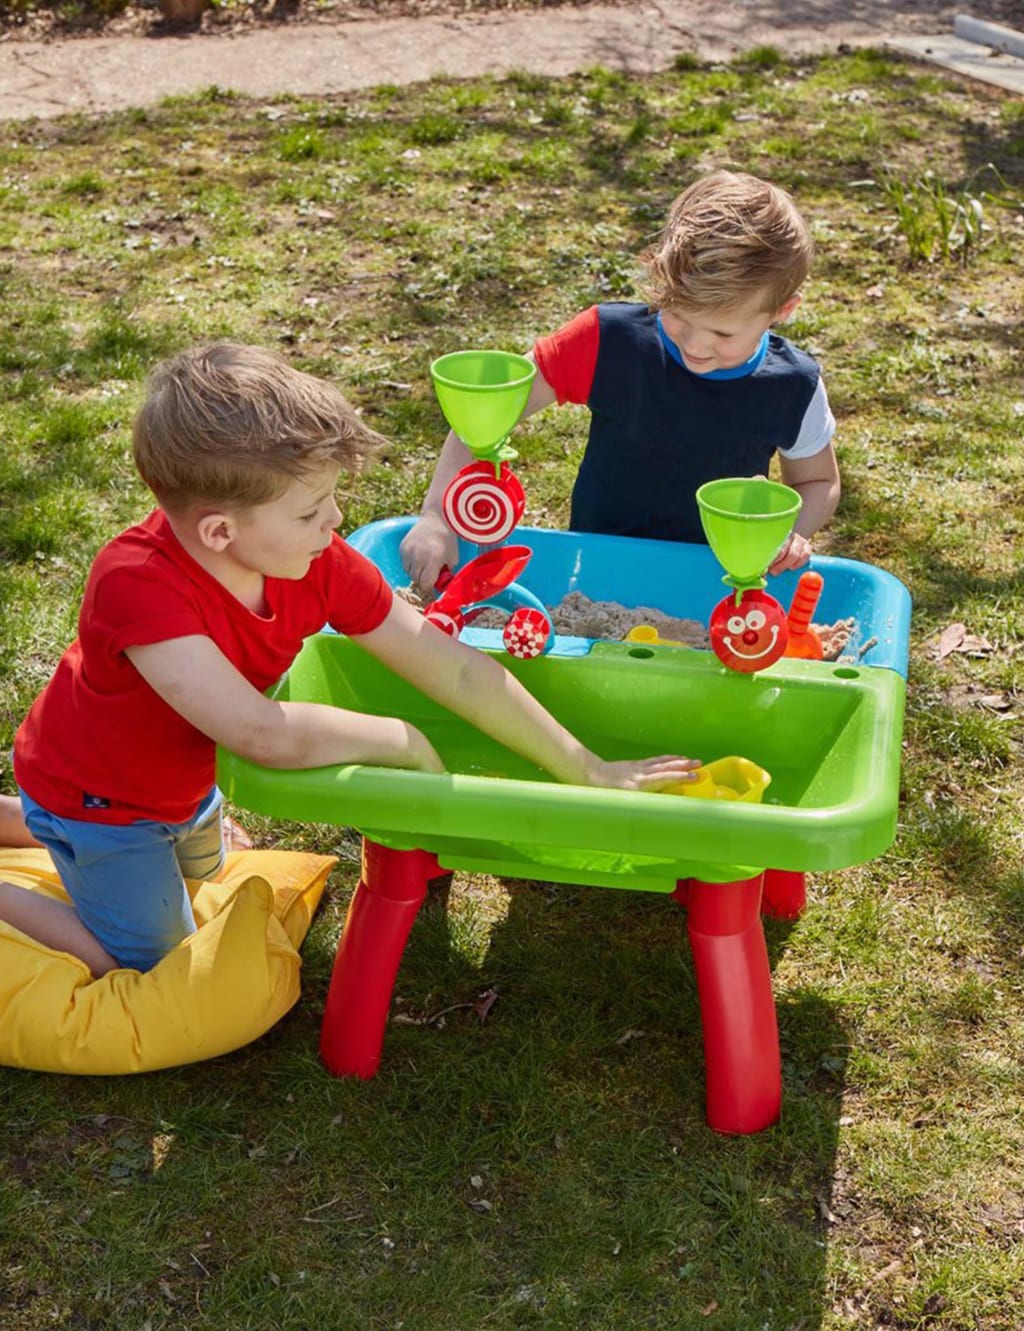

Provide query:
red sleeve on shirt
left=89, top=563, right=207, bottom=657
left=533, top=306, right=600, bottom=405
left=322, top=536, right=394, bottom=635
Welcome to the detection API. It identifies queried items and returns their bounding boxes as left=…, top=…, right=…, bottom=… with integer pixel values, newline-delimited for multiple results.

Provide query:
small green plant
left=60, top=170, right=105, bottom=198
left=672, top=51, right=702, bottom=73
left=408, top=112, right=462, bottom=147
left=277, top=125, right=328, bottom=162
left=736, top=45, right=785, bottom=70
left=876, top=165, right=1000, bottom=264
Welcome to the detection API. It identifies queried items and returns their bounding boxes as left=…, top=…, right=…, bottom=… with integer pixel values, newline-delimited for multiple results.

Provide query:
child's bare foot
left=223, top=815, right=253, bottom=852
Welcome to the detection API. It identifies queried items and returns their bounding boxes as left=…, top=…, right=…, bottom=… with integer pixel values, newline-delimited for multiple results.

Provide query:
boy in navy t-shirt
left=401, top=170, right=841, bottom=590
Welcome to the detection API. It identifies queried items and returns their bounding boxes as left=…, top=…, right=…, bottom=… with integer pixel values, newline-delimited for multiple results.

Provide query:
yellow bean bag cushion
left=0, top=847, right=336, bottom=1075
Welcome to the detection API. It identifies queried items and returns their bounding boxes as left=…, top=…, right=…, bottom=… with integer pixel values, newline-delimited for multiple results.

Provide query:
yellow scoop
left=664, top=755, right=771, bottom=804
left=625, top=624, right=689, bottom=648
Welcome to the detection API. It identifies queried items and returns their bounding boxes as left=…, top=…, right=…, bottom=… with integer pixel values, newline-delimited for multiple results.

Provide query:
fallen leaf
left=976, top=693, right=1011, bottom=711
left=817, top=1194, right=839, bottom=1224
left=701, top=1300, right=719, bottom=1316
left=473, top=988, right=499, bottom=1023
left=935, top=622, right=994, bottom=660
left=936, top=622, right=966, bottom=660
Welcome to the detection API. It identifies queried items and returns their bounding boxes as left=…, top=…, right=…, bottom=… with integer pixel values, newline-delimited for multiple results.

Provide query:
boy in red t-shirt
left=400, top=171, right=841, bottom=591
left=0, top=343, right=699, bottom=976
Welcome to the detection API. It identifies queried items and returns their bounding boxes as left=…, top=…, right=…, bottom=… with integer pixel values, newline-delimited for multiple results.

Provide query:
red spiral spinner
left=442, top=460, right=526, bottom=544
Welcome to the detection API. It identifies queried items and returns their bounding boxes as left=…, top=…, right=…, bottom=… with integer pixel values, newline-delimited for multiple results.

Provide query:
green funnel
left=431, top=350, right=536, bottom=458
left=696, top=477, right=802, bottom=588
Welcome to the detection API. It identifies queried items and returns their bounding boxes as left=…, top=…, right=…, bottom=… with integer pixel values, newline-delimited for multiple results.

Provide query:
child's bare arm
left=126, top=601, right=698, bottom=791
left=399, top=355, right=559, bottom=590
left=398, top=435, right=468, bottom=591
left=124, top=638, right=445, bottom=773
left=353, top=596, right=700, bottom=791
left=772, top=442, right=841, bottom=573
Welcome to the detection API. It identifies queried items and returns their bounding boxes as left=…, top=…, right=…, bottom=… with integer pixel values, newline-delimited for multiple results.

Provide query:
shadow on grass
left=0, top=892, right=846, bottom=1330
left=375, top=878, right=848, bottom=1330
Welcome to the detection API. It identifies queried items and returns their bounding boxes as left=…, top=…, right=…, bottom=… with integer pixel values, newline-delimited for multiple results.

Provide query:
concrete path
left=888, top=31, right=1024, bottom=93
left=0, top=1, right=1015, bottom=122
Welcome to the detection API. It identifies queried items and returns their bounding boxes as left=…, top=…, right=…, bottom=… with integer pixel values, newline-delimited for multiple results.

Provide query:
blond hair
left=641, top=171, right=813, bottom=315
left=133, top=342, right=387, bottom=511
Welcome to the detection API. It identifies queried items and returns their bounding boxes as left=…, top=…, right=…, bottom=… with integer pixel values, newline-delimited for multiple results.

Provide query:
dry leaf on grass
left=817, top=1194, right=840, bottom=1224
left=975, top=692, right=1013, bottom=711
left=935, top=622, right=994, bottom=660
left=391, top=987, right=498, bottom=1028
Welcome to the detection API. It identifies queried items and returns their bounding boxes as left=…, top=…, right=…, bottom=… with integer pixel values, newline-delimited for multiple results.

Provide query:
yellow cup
left=664, top=756, right=771, bottom=804
left=664, top=767, right=717, bottom=799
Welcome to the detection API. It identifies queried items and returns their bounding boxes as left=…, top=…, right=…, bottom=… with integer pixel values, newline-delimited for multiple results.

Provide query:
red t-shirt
left=533, top=306, right=600, bottom=405
left=14, top=511, right=393, bottom=825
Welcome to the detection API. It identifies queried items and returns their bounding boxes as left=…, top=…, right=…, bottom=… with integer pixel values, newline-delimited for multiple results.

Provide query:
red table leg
left=684, top=872, right=781, bottom=1134
left=762, top=868, right=806, bottom=920
left=320, top=840, right=442, bottom=1079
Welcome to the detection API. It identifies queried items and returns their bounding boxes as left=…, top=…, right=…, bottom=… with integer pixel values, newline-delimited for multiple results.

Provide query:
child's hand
left=400, top=513, right=460, bottom=592
left=582, top=755, right=703, bottom=792
left=768, top=531, right=812, bottom=575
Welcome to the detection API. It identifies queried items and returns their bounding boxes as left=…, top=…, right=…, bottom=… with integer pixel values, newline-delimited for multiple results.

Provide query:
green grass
left=2, top=50, right=1024, bottom=1331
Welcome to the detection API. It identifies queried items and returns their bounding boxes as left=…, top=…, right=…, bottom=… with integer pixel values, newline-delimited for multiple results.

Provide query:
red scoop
left=434, top=545, right=533, bottom=606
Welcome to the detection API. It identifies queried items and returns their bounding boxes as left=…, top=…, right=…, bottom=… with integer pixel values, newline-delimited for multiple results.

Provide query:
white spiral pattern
left=444, top=473, right=519, bottom=543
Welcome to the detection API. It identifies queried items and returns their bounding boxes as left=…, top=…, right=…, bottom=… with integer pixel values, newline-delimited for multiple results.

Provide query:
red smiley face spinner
left=709, top=588, right=789, bottom=673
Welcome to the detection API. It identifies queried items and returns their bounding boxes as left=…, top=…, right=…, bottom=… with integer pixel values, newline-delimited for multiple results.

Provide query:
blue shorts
left=19, top=787, right=226, bottom=973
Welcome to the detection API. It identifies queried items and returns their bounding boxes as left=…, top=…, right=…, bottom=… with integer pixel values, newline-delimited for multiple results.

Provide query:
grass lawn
left=1, top=47, right=1023, bottom=1331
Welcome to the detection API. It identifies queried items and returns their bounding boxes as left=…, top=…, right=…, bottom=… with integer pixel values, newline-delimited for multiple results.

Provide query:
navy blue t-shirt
left=567, top=303, right=821, bottom=544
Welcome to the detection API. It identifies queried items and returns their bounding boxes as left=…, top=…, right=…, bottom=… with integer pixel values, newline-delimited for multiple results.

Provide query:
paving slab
left=887, top=32, right=1024, bottom=93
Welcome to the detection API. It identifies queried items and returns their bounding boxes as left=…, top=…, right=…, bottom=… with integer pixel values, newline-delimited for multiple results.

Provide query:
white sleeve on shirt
left=781, top=377, right=835, bottom=460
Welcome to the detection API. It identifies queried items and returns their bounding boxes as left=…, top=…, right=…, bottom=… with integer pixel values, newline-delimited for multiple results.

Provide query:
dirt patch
left=5, top=0, right=1023, bottom=124
left=1, top=0, right=604, bottom=41
left=4, top=0, right=1024, bottom=46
